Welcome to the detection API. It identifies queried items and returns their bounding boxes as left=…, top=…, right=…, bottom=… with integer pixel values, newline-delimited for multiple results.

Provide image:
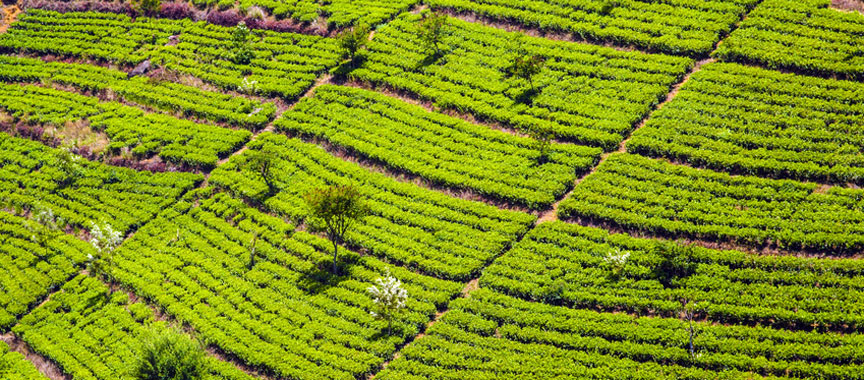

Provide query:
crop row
left=628, top=62, right=864, bottom=184
left=0, top=341, right=47, bottom=379
left=278, top=84, right=601, bottom=209
left=108, top=190, right=463, bottom=379
left=237, top=0, right=417, bottom=27
left=0, top=9, right=341, bottom=100
left=0, top=84, right=251, bottom=169
left=714, top=0, right=864, bottom=80
left=428, top=0, right=759, bottom=56
left=483, top=221, right=864, bottom=331
left=209, top=133, right=536, bottom=280
left=0, top=132, right=202, bottom=234
left=0, top=212, right=93, bottom=331
left=352, top=13, right=693, bottom=151
left=0, top=55, right=277, bottom=129
left=13, top=274, right=257, bottom=380
left=377, top=288, right=864, bottom=380
left=558, top=153, right=864, bottom=253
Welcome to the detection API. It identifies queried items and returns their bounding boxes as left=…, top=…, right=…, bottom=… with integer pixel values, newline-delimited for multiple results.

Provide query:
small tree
left=55, top=147, right=83, bottom=189
left=24, top=206, right=65, bottom=257
left=524, top=124, right=554, bottom=163
left=244, top=148, right=277, bottom=195
left=304, top=185, right=369, bottom=274
left=247, top=233, right=259, bottom=270
left=681, top=298, right=700, bottom=361
left=230, top=21, right=254, bottom=65
left=133, top=326, right=206, bottom=380
left=652, top=243, right=697, bottom=287
left=508, top=53, right=544, bottom=93
left=88, top=221, right=123, bottom=294
left=337, top=24, right=370, bottom=64
left=136, top=0, right=161, bottom=17
left=417, top=12, right=448, bottom=57
left=368, top=268, right=408, bottom=336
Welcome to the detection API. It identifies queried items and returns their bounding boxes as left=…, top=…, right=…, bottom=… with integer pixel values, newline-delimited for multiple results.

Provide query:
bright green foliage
left=0, top=132, right=201, bottom=234
left=0, top=55, right=277, bottom=128
left=209, top=133, right=537, bottom=280
left=629, top=62, right=864, bottom=184
left=427, top=0, right=760, bottom=56
left=133, top=327, right=206, bottom=380
left=0, top=84, right=100, bottom=125
left=12, top=275, right=256, bottom=380
left=417, top=12, right=448, bottom=56
left=715, top=0, right=864, bottom=80
left=109, top=191, right=463, bottom=379
left=0, top=84, right=250, bottom=169
left=277, top=85, right=600, bottom=209
left=0, top=10, right=186, bottom=64
left=352, top=14, right=693, bottom=151
left=229, top=22, right=254, bottom=65
left=0, top=212, right=93, bottom=331
left=0, top=341, right=48, bottom=380
left=484, top=221, right=864, bottom=330
left=304, top=185, right=370, bottom=273
left=376, top=289, right=864, bottom=380
left=91, top=104, right=251, bottom=169
left=0, top=10, right=341, bottom=100
left=559, top=153, right=864, bottom=253
left=234, top=0, right=417, bottom=27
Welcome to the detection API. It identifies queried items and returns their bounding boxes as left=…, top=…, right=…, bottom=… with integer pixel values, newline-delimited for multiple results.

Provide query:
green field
left=1, top=0, right=863, bottom=379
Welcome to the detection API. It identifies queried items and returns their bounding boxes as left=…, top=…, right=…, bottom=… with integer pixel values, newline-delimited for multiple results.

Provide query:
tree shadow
left=414, top=51, right=447, bottom=70
left=512, top=88, right=540, bottom=104
left=295, top=255, right=361, bottom=296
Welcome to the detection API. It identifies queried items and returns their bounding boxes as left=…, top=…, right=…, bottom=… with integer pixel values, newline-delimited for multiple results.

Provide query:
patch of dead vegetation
left=831, top=0, right=864, bottom=13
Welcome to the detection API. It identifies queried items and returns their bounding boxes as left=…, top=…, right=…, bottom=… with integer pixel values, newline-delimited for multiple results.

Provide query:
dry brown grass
left=44, top=120, right=110, bottom=153
left=0, top=5, right=21, bottom=33
left=832, top=0, right=864, bottom=13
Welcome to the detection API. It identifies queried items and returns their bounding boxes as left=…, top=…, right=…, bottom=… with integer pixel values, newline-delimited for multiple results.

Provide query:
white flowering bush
left=24, top=205, right=64, bottom=257
left=89, top=221, right=122, bottom=255
left=238, top=77, right=258, bottom=95
left=367, top=269, right=408, bottom=335
left=602, top=248, right=630, bottom=279
left=88, top=221, right=122, bottom=293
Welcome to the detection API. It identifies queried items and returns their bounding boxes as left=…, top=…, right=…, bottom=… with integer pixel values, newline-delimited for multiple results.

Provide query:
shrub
left=160, top=2, right=193, bottom=19
left=206, top=9, right=242, bottom=27
left=133, top=327, right=206, bottom=380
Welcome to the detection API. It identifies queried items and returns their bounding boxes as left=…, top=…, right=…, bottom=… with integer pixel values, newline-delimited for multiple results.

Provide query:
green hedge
left=428, top=0, right=760, bottom=56
left=109, top=190, right=463, bottom=379
left=278, top=85, right=601, bottom=209
left=628, top=62, right=864, bottom=184
left=210, top=133, right=536, bottom=280
left=714, top=0, right=864, bottom=80
left=352, top=13, right=693, bottom=151
left=559, top=153, right=864, bottom=253
left=13, top=274, right=256, bottom=380
left=483, top=221, right=864, bottom=331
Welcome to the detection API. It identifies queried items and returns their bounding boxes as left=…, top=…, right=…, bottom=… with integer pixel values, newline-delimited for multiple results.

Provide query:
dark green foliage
left=652, top=242, right=697, bottom=287
left=133, top=327, right=206, bottom=380
left=338, top=24, right=371, bottom=63
left=304, top=185, right=370, bottom=273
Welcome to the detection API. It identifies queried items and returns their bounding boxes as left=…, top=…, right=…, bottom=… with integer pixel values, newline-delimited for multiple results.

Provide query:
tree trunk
left=387, top=317, right=392, bottom=336
left=332, top=240, right=339, bottom=274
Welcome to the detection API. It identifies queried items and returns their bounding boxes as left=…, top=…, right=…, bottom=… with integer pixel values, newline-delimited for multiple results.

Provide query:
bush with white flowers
left=367, top=269, right=408, bottom=336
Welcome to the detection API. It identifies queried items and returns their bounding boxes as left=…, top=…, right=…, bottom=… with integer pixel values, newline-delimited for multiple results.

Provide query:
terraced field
left=1, top=0, right=863, bottom=379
